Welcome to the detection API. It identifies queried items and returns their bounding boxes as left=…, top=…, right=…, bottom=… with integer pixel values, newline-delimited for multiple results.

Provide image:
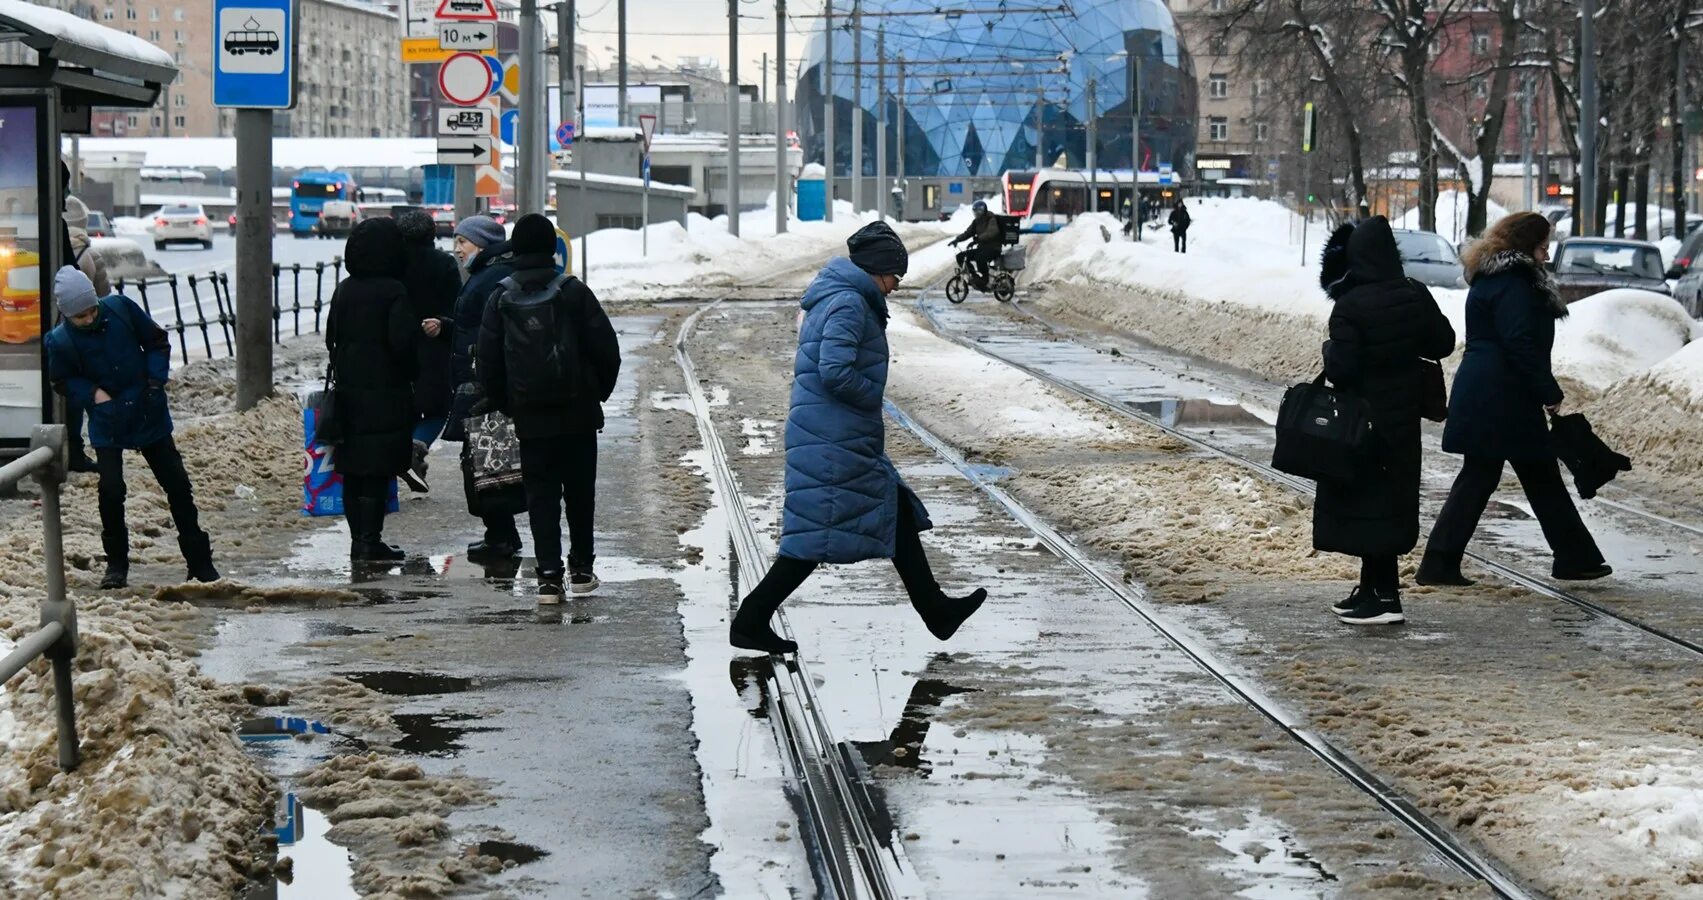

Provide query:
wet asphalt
left=199, top=314, right=718, bottom=898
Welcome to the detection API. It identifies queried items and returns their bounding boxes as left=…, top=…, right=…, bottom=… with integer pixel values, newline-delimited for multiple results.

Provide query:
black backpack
left=494, top=272, right=577, bottom=411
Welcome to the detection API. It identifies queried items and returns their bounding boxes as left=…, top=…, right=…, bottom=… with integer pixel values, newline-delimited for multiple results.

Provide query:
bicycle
left=945, top=250, right=1016, bottom=304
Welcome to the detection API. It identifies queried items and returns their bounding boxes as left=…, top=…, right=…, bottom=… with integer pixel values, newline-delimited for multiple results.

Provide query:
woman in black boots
left=1418, top=212, right=1610, bottom=584
left=327, top=217, right=418, bottom=562
left=1313, top=217, right=1457, bottom=625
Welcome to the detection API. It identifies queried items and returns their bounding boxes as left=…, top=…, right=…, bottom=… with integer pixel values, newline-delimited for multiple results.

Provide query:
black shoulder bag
left=310, top=301, right=344, bottom=446
left=1272, top=374, right=1373, bottom=483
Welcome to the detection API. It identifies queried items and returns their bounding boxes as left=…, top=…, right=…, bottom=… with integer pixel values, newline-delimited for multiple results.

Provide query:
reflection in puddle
left=728, top=657, right=774, bottom=721
left=341, top=670, right=472, bottom=696
left=392, top=712, right=496, bottom=756
left=1132, top=398, right=1268, bottom=430
left=239, top=716, right=331, bottom=741
left=853, top=671, right=978, bottom=777
left=1190, top=808, right=1339, bottom=894
left=471, top=839, right=550, bottom=867
left=275, top=795, right=357, bottom=900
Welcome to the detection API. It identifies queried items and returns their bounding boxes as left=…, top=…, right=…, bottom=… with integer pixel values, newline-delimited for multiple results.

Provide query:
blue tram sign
left=213, top=0, right=298, bottom=108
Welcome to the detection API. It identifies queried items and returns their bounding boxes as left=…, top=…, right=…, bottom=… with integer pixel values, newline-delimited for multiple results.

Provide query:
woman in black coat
left=1418, top=212, right=1609, bottom=584
left=397, top=210, right=461, bottom=489
left=1313, top=216, right=1457, bottom=625
left=327, top=217, right=418, bottom=562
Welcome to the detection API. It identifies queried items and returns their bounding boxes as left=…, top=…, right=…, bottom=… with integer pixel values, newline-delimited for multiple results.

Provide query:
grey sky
left=574, top=0, right=824, bottom=92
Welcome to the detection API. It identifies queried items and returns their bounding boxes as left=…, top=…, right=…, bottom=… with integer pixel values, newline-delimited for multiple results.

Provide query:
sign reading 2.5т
left=214, top=0, right=297, bottom=108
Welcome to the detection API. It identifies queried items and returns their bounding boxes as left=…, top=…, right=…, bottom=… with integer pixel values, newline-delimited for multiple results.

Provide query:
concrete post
left=617, top=0, right=628, bottom=126
left=875, top=25, right=885, bottom=222
left=776, top=0, right=788, bottom=233
left=1580, top=0, right=1599, bottom=236
left=1087, top=77, right=1098, bottom=211
left=851, top=0, right=862, bottom=212
left=823, top=0, right=835, bottom=222
left=728, top=0, right=741, bottom=235
left=235, top=108, right=274, bottom=411
left=518, top=0, right=544, bottom=213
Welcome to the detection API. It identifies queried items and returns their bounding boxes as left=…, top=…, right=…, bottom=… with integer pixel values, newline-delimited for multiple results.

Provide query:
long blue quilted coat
left=778, top=257, right=931, bottom=563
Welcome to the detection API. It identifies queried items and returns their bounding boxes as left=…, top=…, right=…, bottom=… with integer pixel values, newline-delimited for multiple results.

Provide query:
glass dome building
left=795, top=0, right=1197, bottom=179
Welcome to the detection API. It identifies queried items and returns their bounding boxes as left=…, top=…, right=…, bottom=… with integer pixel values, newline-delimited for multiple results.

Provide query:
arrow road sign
left=405, top=0, right=436, bottom=38
left=437, top=136, right=494, bottom=165
left=438, top=52, right=494, bottom=106
left=437, top=22, right=495, bottom=51
left=438, top=106, right=492, bottom=135
left=434, top=0, right=497, bottom=21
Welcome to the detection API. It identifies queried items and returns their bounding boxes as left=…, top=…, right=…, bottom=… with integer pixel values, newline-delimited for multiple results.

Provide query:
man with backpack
left=45, top=267, right=219, bottom=589
left=476, top=214, right=622, bottom=602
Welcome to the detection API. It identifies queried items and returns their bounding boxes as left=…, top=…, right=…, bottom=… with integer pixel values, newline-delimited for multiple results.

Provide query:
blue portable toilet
left=797, top=163, right=826, bottom=221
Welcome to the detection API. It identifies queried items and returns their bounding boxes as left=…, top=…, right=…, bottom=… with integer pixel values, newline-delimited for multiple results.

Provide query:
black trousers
left=742, top=500, right=941, bottom=611
left=95, top=437, right=210, bottom=570
left=1425, top=455, right=1604, bottom=570
left=1173, top=230, right=1188, bottom=253
left=956, top=245, right=1000, bottom=281
left=1359, top=555, right=1399, bottom=593
left=519, top=434, right=597, bottom=575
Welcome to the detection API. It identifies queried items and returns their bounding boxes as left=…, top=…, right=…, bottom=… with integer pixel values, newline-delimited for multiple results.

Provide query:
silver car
left=151, top=203, right=214, bottom=250
left=1392, top=228, right=1467, bottom=289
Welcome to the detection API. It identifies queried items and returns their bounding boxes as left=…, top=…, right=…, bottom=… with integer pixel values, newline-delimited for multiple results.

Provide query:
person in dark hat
left=45, top=267, right=219, bottom=589
left=728, top=222, right=987, bottom=654
left=396, top=208, right=461, bottom=491
left=477, top=213, right=621, bottom=602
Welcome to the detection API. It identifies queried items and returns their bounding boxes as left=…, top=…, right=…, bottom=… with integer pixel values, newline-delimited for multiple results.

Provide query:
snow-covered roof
left=65, top=137, right=440, bottom=170
left=0, top=0, right=175, bottom=84
left=549, top=169, right=696, bottom=196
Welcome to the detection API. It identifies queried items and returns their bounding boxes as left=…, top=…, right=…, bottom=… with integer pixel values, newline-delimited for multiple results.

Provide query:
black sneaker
left=100, top=566, right=128, bottom=590
left=466, top=539, right=520, bottom=559
left=1336, top=589, right=1405, bottom=625
left=569, top=571, right=600, bottom=596
left=1331, top=586, right=1369, bottom=615
left=538, top=570, right=565, bottom=605
left=187, top=562, right=221, bottom=584
left=1554, top=563, right=1612, bottom=581
left=1415, top=564, right=1475, bottom=587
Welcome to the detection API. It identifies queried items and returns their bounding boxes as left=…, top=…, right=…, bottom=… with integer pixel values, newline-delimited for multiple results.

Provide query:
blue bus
left=290, top=171, right=356, bottom=237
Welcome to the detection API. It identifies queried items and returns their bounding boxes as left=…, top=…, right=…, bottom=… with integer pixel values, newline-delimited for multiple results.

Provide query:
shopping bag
left=464, top=411, right=525, bottom=493
left=302, top=405, right=399, bottom=517
left=1272, top=374, right=1373, bottom=483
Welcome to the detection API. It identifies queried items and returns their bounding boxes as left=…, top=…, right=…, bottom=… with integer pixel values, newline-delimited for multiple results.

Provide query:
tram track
left=913, top=291, right=1703, bottom=662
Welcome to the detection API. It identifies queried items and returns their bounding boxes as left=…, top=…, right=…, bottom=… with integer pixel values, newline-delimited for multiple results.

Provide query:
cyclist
left=949, top=200, right=1003, bottom=286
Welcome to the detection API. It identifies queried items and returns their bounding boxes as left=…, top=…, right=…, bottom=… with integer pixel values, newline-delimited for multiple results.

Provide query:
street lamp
left=1109, top=49, right=1142, bottom=231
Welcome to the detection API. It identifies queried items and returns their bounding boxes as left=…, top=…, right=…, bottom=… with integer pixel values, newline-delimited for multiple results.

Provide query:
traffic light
left=1307, top=194, right=1316, bottom=203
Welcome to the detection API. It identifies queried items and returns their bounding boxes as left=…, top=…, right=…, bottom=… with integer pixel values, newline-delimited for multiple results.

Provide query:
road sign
left=474, top=165, right=503, bottom=197
left=553, top=227, right=573, bottom=275
left=400, top=38, right=455, bottom=64
left=213, top=0, right=296, bottom=108
left=498, top=55, right=521, bottom=104
left=434, top=0, right=497, bottom=20
left=499, top=109, right=519, bottom=145
left=642, top=157, right=652, bottom=190
left=1158, top=164, right=1174, bottom=186
left=555, top=121, right=575, bottom=147
left=438, top=52, right=494, bottom=106
left=484, top=55, right=503, bottom=97
left=638, top=113, right=657, bottom=153
left=1302, top=101, right=1318, bottom=153
left=438, top=136, right=495, bottom=165
left=438, top=106, right=492, bottom=135
left=404, top=0, right=436, bottom=38
left=437, top=22, right=495, bottom=51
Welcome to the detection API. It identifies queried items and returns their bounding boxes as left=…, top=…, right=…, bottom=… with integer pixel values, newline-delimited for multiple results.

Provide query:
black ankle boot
left=1416, top=557, right=1474, bottom=587
left=348, top=498, right=404, bottom=562
left=914, top=588, right=988, bottom=641
left=729, top=591, right=799, bottom=654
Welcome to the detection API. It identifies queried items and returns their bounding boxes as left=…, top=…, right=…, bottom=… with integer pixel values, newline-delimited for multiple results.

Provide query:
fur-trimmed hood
left=1472, top=250, right=1568, bottom=318
left=1319, top=216, right=1404, bottom=300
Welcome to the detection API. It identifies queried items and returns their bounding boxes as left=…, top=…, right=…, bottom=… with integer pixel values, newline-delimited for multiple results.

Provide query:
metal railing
left=0, top=425, right=78, bottom=772
left=111, top=259, right=344, bottom=364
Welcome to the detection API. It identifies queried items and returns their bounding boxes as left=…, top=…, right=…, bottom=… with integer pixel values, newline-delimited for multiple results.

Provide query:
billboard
left=0, top=98, right=50, bottom=447
left=582, top=83, right=662, bottom=129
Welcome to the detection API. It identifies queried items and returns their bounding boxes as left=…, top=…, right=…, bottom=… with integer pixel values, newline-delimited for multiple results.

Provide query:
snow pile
left=1551, top=290, right=1701, bottom=391
left=1393, top=191, right=1508, bottom=246
left=1569, top=758, right=1703, bottom=870
left=112, top=216, right=152, bottom=236
left=1658, top=235, right=1684, bottom=270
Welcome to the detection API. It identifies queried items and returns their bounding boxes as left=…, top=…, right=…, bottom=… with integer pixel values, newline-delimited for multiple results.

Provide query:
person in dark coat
left=397, top=209, right=461, bottom=490
left=728, top=222, right=988, bottom=655
left=1312, top=217, right=1457, bottom=625
left=1418, top=212, right=1610, bottom=584
left=1168, top=199, right=1191, bottom=252
left=477, top=214, right=622, bottom=601
left=437, top=215, right=524, bottom=558
left=949, top=200, right=1002, bottom=283
left=326, top=217, right=418, bottom=562
left=45, top=267, right=219, bottom=589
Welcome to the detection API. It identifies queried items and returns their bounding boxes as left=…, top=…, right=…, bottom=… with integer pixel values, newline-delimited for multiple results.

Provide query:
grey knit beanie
left=454, top=215, right=506, bottom=248
left=54, top=266, right=99, bottom=318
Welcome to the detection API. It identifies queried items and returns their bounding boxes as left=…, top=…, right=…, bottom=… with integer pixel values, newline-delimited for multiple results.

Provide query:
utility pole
left=518, top=0, right=545, bottom=213
left=234, top=108, right=272, bottom=410
left=851, top=0, right=863, bottom=213
left=776, top=0, right=788, bottom=234
left=1034, top=88, right=1044, bottom=169
left=1580, top=0, right=1599, bottom=236
left=1132, top=54, right=1143, bottom=187
left=1521, top=72, right=1534, bottom=211
left=728, top=0, right=741, bottom=235
left=896, top=55, right=906, bottom=220
left=875, top=24, right=886, bottom=221
left=1087, top=77, right=1098, bottom=212
left=617, top=0, right=628, bottom=125
left=559, top=0, right=576, bottom=189
left=761, top=53, right=768, bottom=104
left=823, top=0, right=835, bottom=221
left=578, top=64, right=589, bottom=278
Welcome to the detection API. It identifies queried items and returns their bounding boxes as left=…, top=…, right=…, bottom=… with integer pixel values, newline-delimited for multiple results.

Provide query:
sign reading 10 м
left=213, top=0, right=298, bottom=109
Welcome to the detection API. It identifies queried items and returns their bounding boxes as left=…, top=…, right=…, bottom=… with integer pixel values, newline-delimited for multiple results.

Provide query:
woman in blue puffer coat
left=729, top=222, right=988, bottom=654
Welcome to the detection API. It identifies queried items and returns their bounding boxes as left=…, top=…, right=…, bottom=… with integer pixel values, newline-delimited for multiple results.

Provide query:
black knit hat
left=397, top=208, right=436, bottom=243
left=846, top=221, right=908, bottom=276
left=512, top=213, right=556, bottom=255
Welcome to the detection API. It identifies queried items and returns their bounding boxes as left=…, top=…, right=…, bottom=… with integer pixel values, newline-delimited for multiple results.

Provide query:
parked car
left=1666, top=228, right=1703, bottom=317
left=314, top=200, right=359, bottom=239
left=83, top=210, right=112, bottom=238
left=1550, top=238, right=1670, bottom=304
left=431, top=205, right=455, bottom=237
left=1392, top=228, right=1467, bottom=289
left=151, top=204, right=214, bottom=250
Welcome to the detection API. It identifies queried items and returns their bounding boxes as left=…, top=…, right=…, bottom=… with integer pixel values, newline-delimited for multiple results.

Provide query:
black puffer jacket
left=400, top=239, right=461, bottom=419
left=1312, top=217, right=1457, bottom=558
left=441, top=241, right=514, bottom=442
left=1442, top=251, right=1567, bottom=463
left=327, top=219, right=418, bottom=477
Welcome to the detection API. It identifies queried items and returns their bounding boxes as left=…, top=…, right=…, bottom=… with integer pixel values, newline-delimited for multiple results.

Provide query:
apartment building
left=11, top=0, right=408, bottom=138
left=1168, top=0, right=1280, bottom=188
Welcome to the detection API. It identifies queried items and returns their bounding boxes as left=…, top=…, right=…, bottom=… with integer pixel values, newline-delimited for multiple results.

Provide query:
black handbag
left=1419, top=358, right=1448, bottom=422
left=1272, top=374, right=1373, bottom=483
left=1550, top=412, right=1631, bottom=499
left=307, top=359, right=344, bottom=447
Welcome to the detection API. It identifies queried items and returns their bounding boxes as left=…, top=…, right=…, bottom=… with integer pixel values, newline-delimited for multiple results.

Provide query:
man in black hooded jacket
left=477, top=214, right=621, bottom=601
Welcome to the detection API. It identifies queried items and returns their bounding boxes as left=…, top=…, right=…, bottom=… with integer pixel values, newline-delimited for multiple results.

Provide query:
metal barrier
left=112, top=258, right=344, bottom=364
left=0, top=425, right=78, bottom=772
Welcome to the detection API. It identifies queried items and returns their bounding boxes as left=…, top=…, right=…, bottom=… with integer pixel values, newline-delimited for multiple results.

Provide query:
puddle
left=304, top=621, right=372, bottom=638
left=392, top=712, right=497, bottom=757
left=274, top=794, right=358, bottom=900
left=341, top=670, right=472, bottom=696
left=728, top=657, right=774, bottom=721
left=852, top=674, right=978, bottom=776
left=1187, top=808, right=1339, bottom=895
left=239, top=716, right=331, bottom=741
left=470, top=839, right=550, bottom=867
left=1131, top=398, right=1269, bottom=430
left=651, top=386, right=729, bottom=413
left=739, top=418, right=778, bottom=456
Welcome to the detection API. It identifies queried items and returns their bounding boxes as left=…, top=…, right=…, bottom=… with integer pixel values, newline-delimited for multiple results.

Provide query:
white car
left=152, top=204, right=214, bottom=250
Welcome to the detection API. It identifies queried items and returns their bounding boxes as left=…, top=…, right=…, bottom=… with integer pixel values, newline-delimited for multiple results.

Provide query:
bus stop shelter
left=0, top=0, right=175, bottom=452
